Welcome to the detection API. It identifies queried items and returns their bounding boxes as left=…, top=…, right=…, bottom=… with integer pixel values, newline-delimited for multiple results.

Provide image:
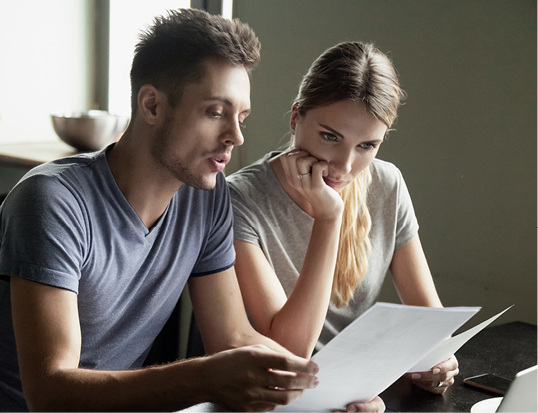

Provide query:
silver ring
left=297, top=172, right=311, bottom=179
left=437, top=381, right=443, bottom=387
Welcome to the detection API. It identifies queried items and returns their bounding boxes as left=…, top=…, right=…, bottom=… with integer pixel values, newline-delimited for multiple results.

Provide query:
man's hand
left=203, top=345, right=319, bottom=411
left=404, top=355, right=459, bottom=394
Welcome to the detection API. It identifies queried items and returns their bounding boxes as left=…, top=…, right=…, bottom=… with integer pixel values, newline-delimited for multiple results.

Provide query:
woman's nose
left=330, top=152, right=353, bottom=176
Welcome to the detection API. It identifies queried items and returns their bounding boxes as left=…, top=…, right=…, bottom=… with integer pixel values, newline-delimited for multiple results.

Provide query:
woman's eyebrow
left=319, top=123, right=344, bottom=139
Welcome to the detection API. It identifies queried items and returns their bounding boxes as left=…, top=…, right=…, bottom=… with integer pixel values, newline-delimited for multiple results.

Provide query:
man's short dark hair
left=130, top=8, right=261, bottom=117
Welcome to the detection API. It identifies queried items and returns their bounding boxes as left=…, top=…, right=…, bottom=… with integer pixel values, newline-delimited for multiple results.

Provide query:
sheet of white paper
left=408, top=305, right=513, bottom=372
left=277, top=302, right=481, bottom=412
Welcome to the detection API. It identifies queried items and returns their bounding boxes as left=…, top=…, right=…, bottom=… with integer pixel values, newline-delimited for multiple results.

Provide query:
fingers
left=405, top=355, right=459, bottom=394
left=411, top=375, right=455, bottom=394
left=332, top=396, right=385, bottom=413
left=346, top=396, right=386, bottom=412
left=288, top=150, right=317, bottom=173
left=261, top=351, right=319, bottom=389
left=207, top=346, right=319, bottom=411
left=279, top=149, right=343, bottom=220
left=281, top=150, right=325, bottom=184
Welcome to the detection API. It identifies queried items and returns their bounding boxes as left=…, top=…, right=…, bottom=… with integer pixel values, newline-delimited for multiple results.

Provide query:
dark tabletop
left=179, top=321, right=536, bottom=412
left=380, top=321, right=537, bottom=412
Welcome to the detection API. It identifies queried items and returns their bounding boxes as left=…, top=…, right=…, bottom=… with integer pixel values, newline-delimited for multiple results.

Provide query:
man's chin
left=184, top=175, right=217, bottom=191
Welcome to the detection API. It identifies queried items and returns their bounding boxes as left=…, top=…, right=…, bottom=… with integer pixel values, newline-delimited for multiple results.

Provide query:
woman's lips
left=323, top=177, right=345, bottom=190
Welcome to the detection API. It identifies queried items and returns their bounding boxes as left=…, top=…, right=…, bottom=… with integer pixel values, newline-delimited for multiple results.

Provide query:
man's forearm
left=26, top=357, right=210, bottom=412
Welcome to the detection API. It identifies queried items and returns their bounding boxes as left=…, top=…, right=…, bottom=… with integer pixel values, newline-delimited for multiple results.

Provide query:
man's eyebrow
left=206, top=96, right=251, bottom=114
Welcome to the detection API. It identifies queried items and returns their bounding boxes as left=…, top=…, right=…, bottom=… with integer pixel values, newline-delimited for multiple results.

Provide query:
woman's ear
left=290, top=103, right=299, bottom=132
left=137, top=85, right=166, bottom=126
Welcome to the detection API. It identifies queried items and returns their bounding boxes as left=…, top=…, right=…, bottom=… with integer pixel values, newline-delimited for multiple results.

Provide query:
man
left=0, top=9, right=318, bottom=412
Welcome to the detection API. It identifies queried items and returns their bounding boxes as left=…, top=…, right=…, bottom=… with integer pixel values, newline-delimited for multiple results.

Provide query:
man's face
left=152, top=59, right=251, bottom=190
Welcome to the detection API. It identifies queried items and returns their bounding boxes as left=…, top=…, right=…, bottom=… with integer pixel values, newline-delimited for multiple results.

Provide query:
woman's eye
left=359, top=142, right=377, bottom=150
left=322, top=132, right=338, bottom=142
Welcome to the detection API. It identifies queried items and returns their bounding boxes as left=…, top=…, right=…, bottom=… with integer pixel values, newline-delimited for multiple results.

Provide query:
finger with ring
left=297, top=172, right=311, bottom=179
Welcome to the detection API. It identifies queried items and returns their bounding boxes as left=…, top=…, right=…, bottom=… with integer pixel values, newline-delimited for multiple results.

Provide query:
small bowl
left=51, top=110, right=129, bottom=152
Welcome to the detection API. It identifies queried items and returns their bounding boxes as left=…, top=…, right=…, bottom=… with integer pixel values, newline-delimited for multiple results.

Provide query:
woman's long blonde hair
left=292, top=42, right=405, bottom=307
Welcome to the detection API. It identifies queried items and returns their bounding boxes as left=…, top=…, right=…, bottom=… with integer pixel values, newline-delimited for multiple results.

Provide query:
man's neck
left=107, top=133, right=182, bottom=229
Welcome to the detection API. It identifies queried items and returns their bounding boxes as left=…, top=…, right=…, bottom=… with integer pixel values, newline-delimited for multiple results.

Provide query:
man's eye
left=208, top=111, right=222, bottom=118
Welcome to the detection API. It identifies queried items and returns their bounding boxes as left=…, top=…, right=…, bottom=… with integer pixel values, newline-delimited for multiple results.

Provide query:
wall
left=232, top=0, right=537, bottom=325
left=0, top=165, right=27, bottom=196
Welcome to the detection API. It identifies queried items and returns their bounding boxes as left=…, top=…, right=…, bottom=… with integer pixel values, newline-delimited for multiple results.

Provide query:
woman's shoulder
left=226, top=152, right=280, bottom=194
left=370, top=158, right=404, bottom=185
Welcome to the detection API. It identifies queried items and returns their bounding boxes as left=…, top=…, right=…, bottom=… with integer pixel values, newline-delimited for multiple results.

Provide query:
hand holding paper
left=408, top=305, right=513, bottom=372
left=277, top=303, right=511, bottom=412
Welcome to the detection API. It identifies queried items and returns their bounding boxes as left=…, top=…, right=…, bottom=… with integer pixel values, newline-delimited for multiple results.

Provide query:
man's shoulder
left=21, top=151, right=103, bottom=188
left=3, top=151, right=110, bottom=219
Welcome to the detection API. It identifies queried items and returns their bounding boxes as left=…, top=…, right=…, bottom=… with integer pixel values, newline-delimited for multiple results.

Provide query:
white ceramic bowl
left=51, top=110, right=129, bottom=152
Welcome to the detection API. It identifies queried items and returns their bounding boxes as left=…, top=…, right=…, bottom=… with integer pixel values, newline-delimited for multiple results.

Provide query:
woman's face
left=291, top=100, right=388, bottom=193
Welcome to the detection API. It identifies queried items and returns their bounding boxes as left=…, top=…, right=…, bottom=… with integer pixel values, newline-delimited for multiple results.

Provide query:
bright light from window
left=222, top=0, right=233, bottom=19
left=108, top=0, right=190, bottom=117
left=0, top=0, right=89, bottom=143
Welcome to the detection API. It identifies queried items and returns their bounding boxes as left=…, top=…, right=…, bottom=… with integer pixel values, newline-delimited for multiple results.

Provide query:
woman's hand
left=279, top=149, right=344, bottom=220
left=404, top=355, right=459, bottom=394
left=332, top=396, right=385, bottom=412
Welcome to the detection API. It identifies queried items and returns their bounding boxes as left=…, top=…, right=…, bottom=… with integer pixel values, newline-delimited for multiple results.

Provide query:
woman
left=226, top=42, right=458, bottom=405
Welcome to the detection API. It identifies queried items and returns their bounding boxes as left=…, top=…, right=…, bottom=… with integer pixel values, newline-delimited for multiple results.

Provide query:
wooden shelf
left=0, top=140, right=80, bottom=168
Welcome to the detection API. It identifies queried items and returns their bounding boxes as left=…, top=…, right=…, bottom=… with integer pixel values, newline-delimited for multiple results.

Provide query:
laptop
left=496, top=365, right=537, bottom=412
left=471, top=365, right=537, bottom=413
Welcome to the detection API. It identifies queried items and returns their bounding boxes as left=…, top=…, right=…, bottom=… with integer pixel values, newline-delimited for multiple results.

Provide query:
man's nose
left=223, top=119, right=244, bottom=147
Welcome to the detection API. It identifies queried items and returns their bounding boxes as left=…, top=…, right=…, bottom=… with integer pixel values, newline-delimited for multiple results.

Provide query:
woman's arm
left=234, top=151, right=343, bottom=358
left=390, top=234, right=459, bottom=394
left=234, top=215, right=341, bottom=358
left=389, top=233, right=442, bottom=307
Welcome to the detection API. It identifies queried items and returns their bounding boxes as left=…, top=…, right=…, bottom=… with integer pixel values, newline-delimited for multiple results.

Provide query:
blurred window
left=0, top=0, right=89, bottom=143
left=108, top=0, right=190, bottom=117
left=0, top=0, right=228, bottom=142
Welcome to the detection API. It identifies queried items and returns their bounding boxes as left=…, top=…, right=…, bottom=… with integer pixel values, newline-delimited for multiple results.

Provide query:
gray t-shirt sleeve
left=0, top=173, right=84, bottom=293
left=393, top=166, right=419, bottom=250
left=228, top=183, right=262, bottom=246
left=190, top=173, right=236, bottom=275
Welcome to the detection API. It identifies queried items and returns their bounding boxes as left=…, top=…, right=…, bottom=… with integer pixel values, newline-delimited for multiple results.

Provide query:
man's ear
left=137, top=85, right=166, bottom=126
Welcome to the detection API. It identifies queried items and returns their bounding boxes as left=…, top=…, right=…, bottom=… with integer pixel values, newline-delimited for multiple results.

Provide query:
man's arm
left=11, top=277, right=208, bottom=411
left=12, top=275, right=317, bottom=412
left=188, top=266, right=303, bottom=355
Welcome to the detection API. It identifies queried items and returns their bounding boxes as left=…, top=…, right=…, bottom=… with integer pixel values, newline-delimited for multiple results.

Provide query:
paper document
left=277, top=302, right=511, bottom=412
left=408, top=305, right=513, bottom=372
